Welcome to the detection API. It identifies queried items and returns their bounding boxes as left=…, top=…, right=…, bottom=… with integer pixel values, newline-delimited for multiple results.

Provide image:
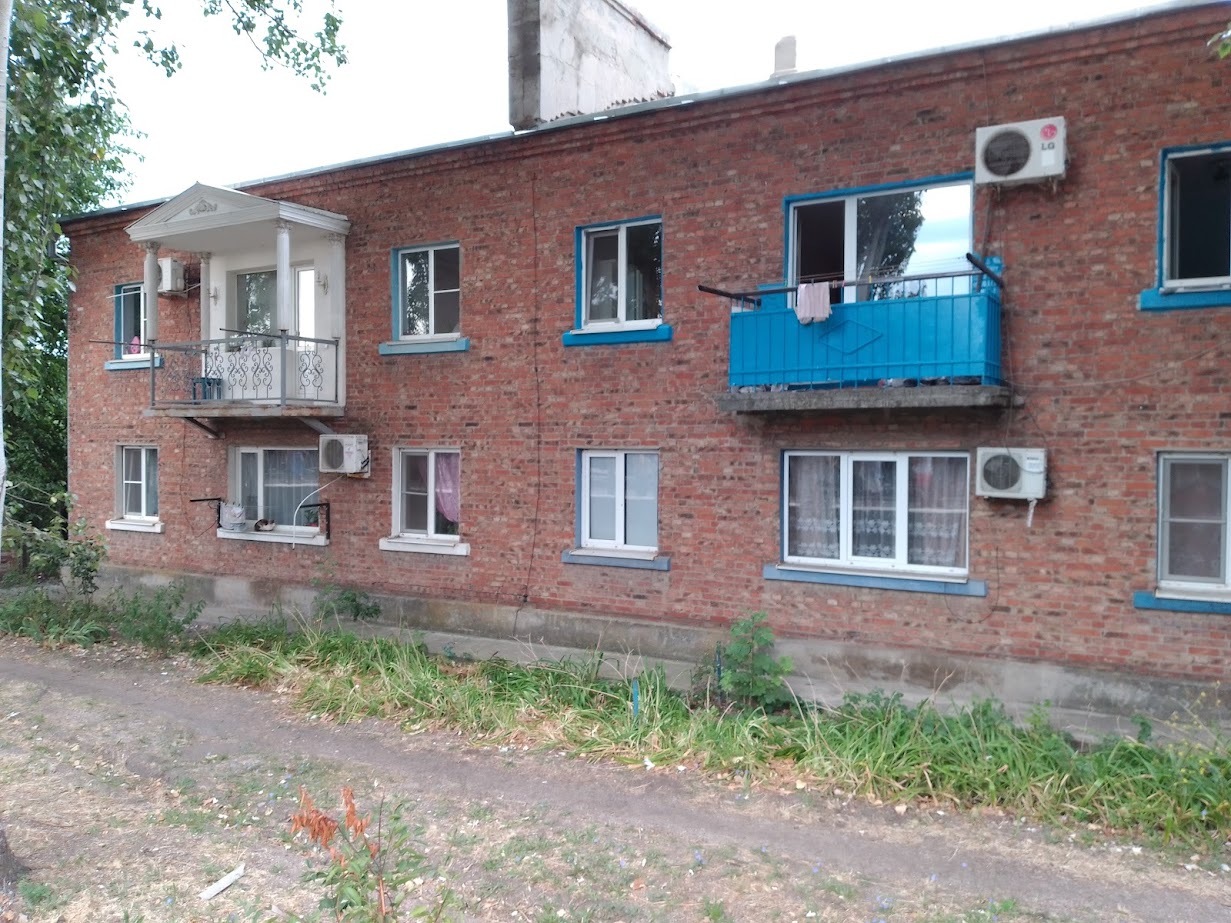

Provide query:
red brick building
left=63, top=2, right=1231, bottom=719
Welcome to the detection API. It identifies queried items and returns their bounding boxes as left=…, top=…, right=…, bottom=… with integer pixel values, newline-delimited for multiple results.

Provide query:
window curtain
left=907, top=456, right=967, bottom=568
left=434, top=453, right=461, bottom=525
left=852, top=460, right=896, bottom=558
left=264, top=449, right=317, bottom=525
left=787, top=455, right=840, bottom=559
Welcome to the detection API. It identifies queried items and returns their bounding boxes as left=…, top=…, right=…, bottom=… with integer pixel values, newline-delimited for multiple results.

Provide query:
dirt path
left=0, top=638, right=1227, bottom=923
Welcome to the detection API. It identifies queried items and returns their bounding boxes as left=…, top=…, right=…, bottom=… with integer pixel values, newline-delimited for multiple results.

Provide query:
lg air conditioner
left=975, top=117, right=1067, bottom=186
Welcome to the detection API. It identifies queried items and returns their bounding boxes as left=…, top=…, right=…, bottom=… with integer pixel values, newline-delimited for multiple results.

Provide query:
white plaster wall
left=508, top=0, right=672, bottom=129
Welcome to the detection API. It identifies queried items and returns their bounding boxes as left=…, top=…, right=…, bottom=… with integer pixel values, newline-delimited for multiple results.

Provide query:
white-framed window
left=784, top=451, right=969, bottom=577
left=580, top=219, right=663, bottom=327
left=115, top=282, right=147, bottom=357
left=231, top=447, right=320, bottom=532
left=581, top=450, right=659, bottom=552
left=788, top=181, right=972, bottom=301
left=393, top=449, right=461, bottom=537
left=394, top=244, right=460, bottom=339
left=233, top=266, right=316, bottom=339
left=1158, top=454, right=1231, bottom=594
left=107, top=446, right=162, bottom=533
left=1162, top=148, right=1231, bottom=290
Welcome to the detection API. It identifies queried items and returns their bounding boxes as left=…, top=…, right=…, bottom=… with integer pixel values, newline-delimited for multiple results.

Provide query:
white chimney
left=772, top=35, right=797, bottom=79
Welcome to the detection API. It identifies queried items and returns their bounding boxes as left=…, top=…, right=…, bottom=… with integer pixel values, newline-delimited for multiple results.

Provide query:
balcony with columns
left=123, top=183, right=351, bottom=424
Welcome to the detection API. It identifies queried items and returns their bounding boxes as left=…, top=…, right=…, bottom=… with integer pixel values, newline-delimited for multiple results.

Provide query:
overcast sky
left=102, top=0, right=1179, bottom=207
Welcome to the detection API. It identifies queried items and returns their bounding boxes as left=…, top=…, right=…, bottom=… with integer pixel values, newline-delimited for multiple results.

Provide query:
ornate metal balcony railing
left=149, top=333, right=340, bottom=409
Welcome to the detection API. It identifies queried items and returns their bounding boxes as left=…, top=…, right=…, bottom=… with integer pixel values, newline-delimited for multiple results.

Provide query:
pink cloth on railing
left=795, top=282, right=831, bottom=324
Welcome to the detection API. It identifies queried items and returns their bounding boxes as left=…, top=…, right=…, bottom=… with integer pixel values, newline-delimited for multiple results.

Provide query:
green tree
left=0, top=0, right=345, bottom=527
left=1212, top=23, right=1231, bottom=59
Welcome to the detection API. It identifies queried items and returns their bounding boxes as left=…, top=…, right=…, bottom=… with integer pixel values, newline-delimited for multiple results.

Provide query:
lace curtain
left=788, top=455, right=966, bottom=568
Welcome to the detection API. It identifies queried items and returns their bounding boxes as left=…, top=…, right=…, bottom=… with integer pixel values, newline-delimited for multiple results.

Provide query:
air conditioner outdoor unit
left=975, top=117, right=1067, bottom=186
left=975, top=447, right=1047, bottom=500
left=319, top=434, right=370, bottom=476
left=157, top=257, right=185, bottom=293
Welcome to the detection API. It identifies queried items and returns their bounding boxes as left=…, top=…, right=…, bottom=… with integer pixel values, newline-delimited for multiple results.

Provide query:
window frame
left=226, top=446, right=321, bottom=537
left=381, top=448, right=468, bottom=555
left=230, top=264, right=316, bottom=339
left=579, top=449, right=660, bottom=554
left=391, top=242, right=462, bottom=342
left=576, top=217, right=664, bottom=330
left=107, top=445, right=163, bottom=533
left=114, top=282, right=148, bottom=359
left=1157, top=453, right=1231, bottom=597
left=784, top=176, right=973, bottom=303
left=783, top=450, right=971, bottom=579
left=1160, top=144, right=1231, bottom=292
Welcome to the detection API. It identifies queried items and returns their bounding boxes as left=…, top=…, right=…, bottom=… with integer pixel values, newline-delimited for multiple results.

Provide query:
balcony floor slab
left=717, top=385, right=1012, bottom=413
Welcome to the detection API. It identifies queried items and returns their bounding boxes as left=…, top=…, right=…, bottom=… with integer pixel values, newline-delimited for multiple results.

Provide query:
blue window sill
left=104, top=357, right=163, bottom=371
left=1132, top=590, right=1231, bottom=615
left=378, top=337, right=470, bottom=356
left=561, top=549, right=671, bottom=571
left=562, top=324, right=673, bottom=347
left=764, top=564, right=987, bottom=597
left=1138, top=288, right=1231, bottom=311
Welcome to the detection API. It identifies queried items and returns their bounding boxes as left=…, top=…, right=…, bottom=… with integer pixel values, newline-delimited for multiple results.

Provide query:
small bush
left=719, top=613, right=793, bottom=711
left=105, top=584, right=203, bottom=651
left=314, top=583, right=382, bottom=623
left=291, top=787, right=451, bottom=921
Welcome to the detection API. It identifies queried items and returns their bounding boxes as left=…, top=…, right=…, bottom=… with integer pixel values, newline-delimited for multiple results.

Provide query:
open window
left=789, top=181, right=972, bottom=300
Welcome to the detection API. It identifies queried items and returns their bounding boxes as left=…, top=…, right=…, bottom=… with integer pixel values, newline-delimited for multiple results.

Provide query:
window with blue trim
left=784, top=451, right=969, bottom=578
left=579, top=219, right=662, bottom=328
left=1140, top=146, right=1231, bottom=310
left=395, top=243, right=460, bottom=338
left=114, top=282, right=147, bottom=358
left=1157, top=453, right=1231, bottom=596
left=788, top=181, right=972, bottom=299
left=1163, top=149, right=1230, bottom=289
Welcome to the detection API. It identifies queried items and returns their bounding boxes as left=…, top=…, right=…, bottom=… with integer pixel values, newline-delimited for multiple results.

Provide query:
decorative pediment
left=126, top=182, right=350, bottom=253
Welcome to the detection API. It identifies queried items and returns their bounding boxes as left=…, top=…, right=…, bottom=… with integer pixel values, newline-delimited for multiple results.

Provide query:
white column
left=198, top=252, right=211, bottom=342
left=275, top=220, right=292, bottom=332
left=142, top=242, right=160, bottom=341
left=328, top=233, right=346, bottom=339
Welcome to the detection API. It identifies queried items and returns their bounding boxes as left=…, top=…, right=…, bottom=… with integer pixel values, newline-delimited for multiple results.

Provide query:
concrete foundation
left=103, top=564, right=1231, bottom=744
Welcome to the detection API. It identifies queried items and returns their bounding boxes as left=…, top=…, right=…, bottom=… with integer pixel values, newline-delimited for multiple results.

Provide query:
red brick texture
left=63, top=6, right=1231, bottom=681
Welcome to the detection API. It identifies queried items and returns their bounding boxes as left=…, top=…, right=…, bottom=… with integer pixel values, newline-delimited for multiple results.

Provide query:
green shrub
left=719, top=613, right=793, bottom=711
left=104, top=584, right=203, bottom=651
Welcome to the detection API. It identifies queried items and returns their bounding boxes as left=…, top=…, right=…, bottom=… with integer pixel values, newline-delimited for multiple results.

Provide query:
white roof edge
left=73, top=0, right=1216, bottom=222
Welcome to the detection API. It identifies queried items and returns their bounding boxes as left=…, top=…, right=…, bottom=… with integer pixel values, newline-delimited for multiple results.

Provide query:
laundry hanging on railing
left=794, top=281, right=831, bottom=324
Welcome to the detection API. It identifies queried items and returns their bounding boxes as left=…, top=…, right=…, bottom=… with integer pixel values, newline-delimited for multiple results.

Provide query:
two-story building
left=62, top=0, right=1231, bottom=723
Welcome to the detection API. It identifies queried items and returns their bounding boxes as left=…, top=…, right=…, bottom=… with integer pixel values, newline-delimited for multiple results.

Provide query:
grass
left=3, top=588, right=1229, bottom=852
left=0, top=584, right=201, bottom=651
left=186, top=618, right=1231, bottom=849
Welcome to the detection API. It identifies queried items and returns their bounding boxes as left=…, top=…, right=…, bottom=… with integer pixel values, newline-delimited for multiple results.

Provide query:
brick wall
left=64, top=5, right=1231, bottom=680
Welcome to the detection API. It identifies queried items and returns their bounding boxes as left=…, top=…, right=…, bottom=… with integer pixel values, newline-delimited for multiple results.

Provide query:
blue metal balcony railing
left=725, top=259, right=1003, bottom=392
left=149, top=332, right=340, bottom=409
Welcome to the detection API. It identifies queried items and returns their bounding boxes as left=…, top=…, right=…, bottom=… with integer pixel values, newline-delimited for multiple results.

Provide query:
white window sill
left=575, top=319, right=663, bottom=334
left=216, top=528, right=328, bottom=547
left=562, top=323, right=673, bottom=346
left=577, top=546, right=660, bottom=560
left=1155, top=584, right=1231, bottom=603
left=379, top=536, right=470, bottom=556
left=106, top=518, right=165, bottom=534
left=779, top=560, right=969, bottom=583
left=765, top=563, right=985, bottom=597
left=562, top=548, right=670, bottom=571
